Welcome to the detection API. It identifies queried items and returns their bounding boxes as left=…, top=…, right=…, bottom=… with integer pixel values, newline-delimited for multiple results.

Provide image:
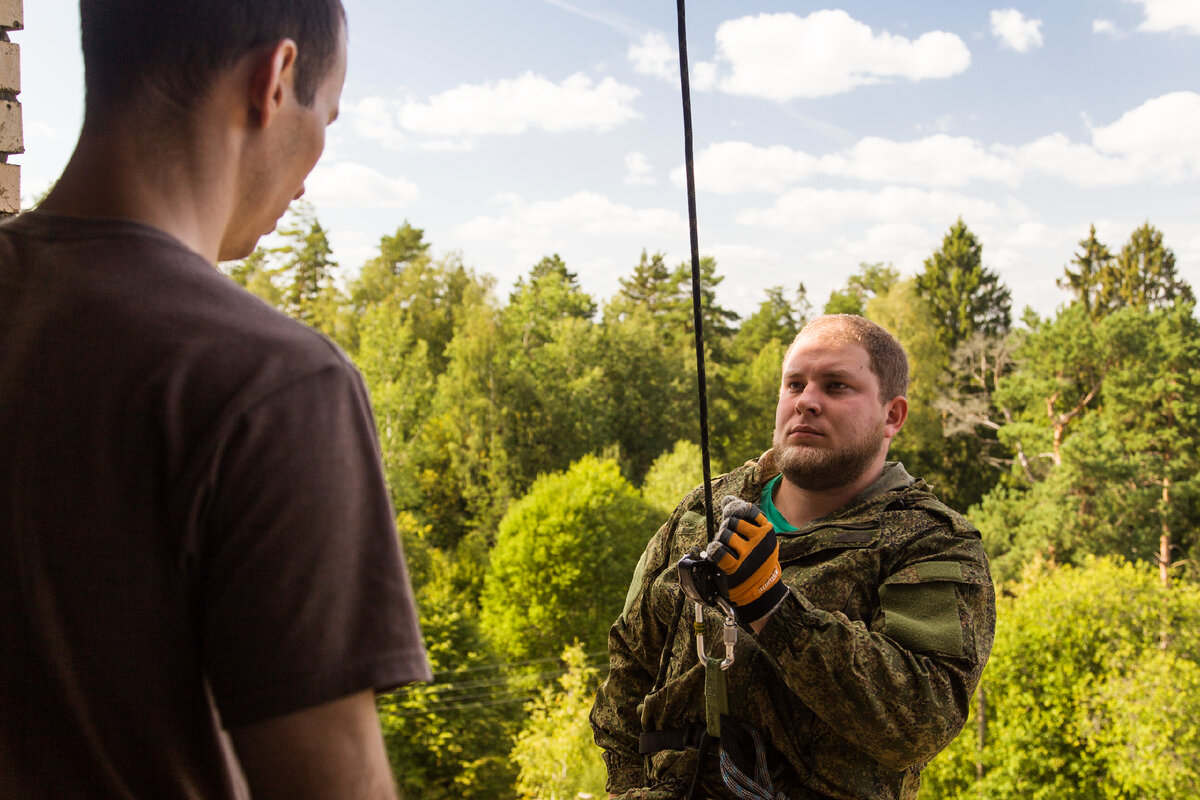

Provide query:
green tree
left=223, top=245, right=284, bottom=308
left=922, top=558, right=1200, bottom=799
left=710, top=284, right=809, bottom=470
left=499, top=259, right=608, bottom=493
left=641, top=439, right=703, bottom=517
left=975, top=304, right=1200, bottom=582
left=273, top=202, right=347, bottom=342
left=824, top=262, right=899, bottom=316
left=350, top=246, right=487, bottom=373
left=671, top=255, right=739, bottom=360
left=1059, top=304, right=1200, bottom=583
left=1096, top=222, right=1194, bottom=313
left=729, top=283, right=809, bottom=364
left=350, top=221, right=432, bottom=311
left=710, top=340, right=785, bottom=471
left=480, top=455, right=659, bottom=664
left=379, top=550, right=520, bottom=800
left=915, top=218, right=1011, bottom=353
left=598, top=307, right=695, bottom=482
left=511, top=644, right=608, bottom=800
left=355, top=297, right=437, bottom=513
left=605, top=250, right=681, bottom=322
left=862, top=277, right=1003, bottom=509
left=908, top=220, right=1013, bottom=509
left=408, top=282, right=508, bottom=550
left=222, top=203, right=348, bottom=342
left=1057, top=224, right=1114, bottom=316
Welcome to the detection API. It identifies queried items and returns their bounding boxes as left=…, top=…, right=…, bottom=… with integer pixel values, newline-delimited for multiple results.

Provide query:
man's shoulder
left=886, top=479, right=978, bottom=536
left=2, top=212, right=356, bottom=411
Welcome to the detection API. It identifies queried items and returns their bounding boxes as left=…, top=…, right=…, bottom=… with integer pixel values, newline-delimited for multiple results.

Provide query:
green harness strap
left=704, top=655, right=728, bottom=738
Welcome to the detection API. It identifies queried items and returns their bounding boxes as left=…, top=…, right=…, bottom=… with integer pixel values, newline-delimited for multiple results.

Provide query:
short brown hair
left=81, top=0, right=346, bottom=119
left=790, top=314, right=909, bottom=401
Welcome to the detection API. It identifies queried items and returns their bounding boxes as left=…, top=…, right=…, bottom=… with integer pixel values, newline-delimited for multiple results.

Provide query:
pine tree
left=916, top=218, right=1011, bottom=353
left=1057, top=224, right=1114, bottom=316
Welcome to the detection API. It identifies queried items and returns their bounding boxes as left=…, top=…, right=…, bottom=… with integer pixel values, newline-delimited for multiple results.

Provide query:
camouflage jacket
left=590, top=453, right=995, bottom=800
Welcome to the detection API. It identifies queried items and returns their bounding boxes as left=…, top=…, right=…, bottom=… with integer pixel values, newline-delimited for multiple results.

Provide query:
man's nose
left=794, top=385, right=820, bottom=415
left=293, top=185, right=306, bottom=201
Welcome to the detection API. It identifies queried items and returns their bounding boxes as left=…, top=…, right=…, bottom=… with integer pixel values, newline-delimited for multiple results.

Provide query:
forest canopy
left=226, top=210, right=1200, bottom=798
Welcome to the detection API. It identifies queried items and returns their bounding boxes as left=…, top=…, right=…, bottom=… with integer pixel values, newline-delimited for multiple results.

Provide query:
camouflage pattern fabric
left=590, top=452, right=996, bottom=800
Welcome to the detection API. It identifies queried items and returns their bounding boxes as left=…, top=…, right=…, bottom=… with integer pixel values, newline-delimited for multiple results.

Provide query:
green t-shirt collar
left=759, top=462, right=914, bottom=532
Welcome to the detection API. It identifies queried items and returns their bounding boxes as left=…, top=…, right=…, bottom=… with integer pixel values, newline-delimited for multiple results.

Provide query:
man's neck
left=37, top=120, right=236, bottom=264
left=772, top=459, right=887, bottom=529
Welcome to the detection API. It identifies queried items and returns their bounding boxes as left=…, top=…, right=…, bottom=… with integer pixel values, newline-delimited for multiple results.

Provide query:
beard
left=773, top=419, right=885, bottom=491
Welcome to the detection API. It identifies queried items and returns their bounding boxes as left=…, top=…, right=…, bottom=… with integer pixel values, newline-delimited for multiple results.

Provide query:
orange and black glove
left=710, top=495, right=788, bottom=626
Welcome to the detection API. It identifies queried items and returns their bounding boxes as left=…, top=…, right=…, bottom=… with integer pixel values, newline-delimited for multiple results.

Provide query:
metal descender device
left=677, top=543, right=737, bottom=670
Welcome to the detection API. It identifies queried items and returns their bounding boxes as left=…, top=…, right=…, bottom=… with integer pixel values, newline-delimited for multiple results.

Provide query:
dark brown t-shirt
left=0, top=213, right=431, bottom=798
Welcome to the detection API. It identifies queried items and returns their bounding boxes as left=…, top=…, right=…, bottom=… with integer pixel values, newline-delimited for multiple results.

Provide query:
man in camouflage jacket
left=591, top=315, right=995, bottom=799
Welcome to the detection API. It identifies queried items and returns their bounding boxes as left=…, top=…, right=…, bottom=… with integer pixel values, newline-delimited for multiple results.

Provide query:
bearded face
left=773, top=415, right=885, bottom=491
left=772, top=336, right=899, bottom=494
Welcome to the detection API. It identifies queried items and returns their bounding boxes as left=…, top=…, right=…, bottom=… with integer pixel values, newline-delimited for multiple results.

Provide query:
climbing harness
left=668, top=2, right=785, bottom=798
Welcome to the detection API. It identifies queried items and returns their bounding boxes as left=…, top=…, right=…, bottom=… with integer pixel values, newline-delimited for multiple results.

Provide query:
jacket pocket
left=878, top=560, right=979, bottom=657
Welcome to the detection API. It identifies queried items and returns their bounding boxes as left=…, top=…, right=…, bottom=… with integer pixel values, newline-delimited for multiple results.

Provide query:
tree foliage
left=223, top=203, right=1200, bottom=797
left=480, top=455, right=659, bottom=665
left=923, top=558, right=1200, bottom=799
left=379, top=543, right=520, bottom=800
left=641, top=439, right=703, bottom=517
left=975, top=304, right=1200, bottom=582
left=511, top=644, right=608, bottom=800
left=824, top=261, right=898, bottom=316
left=915, top=217, right=1011, bottom=352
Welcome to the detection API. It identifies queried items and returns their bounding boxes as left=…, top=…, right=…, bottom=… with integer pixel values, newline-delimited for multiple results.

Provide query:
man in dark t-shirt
left=0, top=2, right=431, bottom=798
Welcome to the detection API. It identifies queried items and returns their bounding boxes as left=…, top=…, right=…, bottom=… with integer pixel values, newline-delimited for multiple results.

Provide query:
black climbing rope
left=675, top=0, right=716, bottom=545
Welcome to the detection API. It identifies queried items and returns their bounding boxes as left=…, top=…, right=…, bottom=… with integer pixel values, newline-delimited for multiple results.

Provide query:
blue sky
left=17, top=1, right=1200, bottom=319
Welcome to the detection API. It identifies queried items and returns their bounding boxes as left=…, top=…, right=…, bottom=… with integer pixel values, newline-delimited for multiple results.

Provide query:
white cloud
left=454, top=191, right=683, bottom=244
left=702, top=242, right=782, bottom=266
left=399, top=73, right=640, bottom=136
left=823, top=135, right=1019, bottom=187
left=994, top=92, right=1200, bottom=185
left=682, top=92, right=1200, bottom=197
left=809, top=222, right=933, bottom=273
left=673, top=141, right=819, bottom=194
left=1001, top=133, right=1144, bottom=186
left=624, top=152, right=656, bottom=185
left=736, top=186, right=1016, bottom=232
left=304, top=161, right=420, bottom=210
left=351, top=73, right=640, bottom=144
left=1092, top=18, right=1118, bottom=35
left=418, top=138, right=475, bottom=152
left=1129, top=0, right=1200, bottom=35
left=628, top=32, right=677, bottom=82
left=677, top=136, right=1017, bottom=194
left=346, top=96, right=406, bottom=148
left=690, top=10, right=969, bottom=101
left=1091, top=91, right=1200, bottom=172
left=990, top=9, right=1044, bottom=52
left=326, top=229, right=380, bottom=277
left=692, top=61, right=718, bottom=92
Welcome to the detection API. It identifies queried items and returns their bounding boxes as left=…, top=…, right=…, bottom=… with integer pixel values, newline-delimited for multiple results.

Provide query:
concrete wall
left=0, top=0, right=21, bottom=215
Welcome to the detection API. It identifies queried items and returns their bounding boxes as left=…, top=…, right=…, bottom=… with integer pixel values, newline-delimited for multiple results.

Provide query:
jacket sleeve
left=590, top=516, right=680, bottom=793
left=754, top=518, right=995, bottom=771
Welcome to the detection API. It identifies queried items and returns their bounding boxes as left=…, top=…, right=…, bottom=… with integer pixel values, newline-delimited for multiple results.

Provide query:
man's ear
left=248, top=39, right=299, bottom=128
left=883, top=395, right=908, bottom=439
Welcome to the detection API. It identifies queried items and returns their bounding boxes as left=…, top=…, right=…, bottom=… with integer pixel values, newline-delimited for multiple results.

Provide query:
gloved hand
left=709, top=495, right=788, bottom=626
